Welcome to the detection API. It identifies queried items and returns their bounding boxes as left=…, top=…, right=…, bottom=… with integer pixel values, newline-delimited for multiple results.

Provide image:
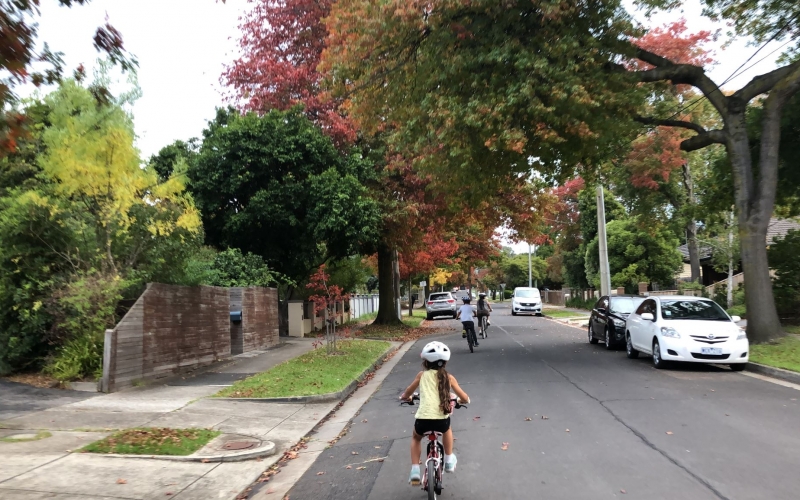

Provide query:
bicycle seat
left=423, top=431, right=443, bottom=440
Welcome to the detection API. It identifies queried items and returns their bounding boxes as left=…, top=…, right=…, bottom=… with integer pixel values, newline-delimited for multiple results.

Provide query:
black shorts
left=414, top=417, right=451, bottom=436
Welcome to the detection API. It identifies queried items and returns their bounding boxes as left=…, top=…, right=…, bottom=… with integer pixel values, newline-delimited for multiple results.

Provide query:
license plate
left=701, top=347, right=722, bottom=355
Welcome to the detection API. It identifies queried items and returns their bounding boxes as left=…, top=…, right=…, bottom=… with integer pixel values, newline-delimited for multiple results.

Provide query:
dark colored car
left=588, top=295, right=645, bottom=349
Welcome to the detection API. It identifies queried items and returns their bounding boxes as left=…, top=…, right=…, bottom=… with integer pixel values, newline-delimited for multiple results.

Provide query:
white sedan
left=625, top=295, right=748, bottom=370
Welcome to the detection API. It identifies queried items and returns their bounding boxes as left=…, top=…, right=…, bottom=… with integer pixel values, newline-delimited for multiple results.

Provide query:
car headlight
left=660, top=326, right=680, bottom=338
left=737, top=332, right=747, bottom=341
left=613, top=318, right=625, bottom=327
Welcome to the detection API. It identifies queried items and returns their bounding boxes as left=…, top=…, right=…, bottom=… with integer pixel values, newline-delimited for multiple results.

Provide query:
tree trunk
left=726, top=111, right=783, bottom=343
left=374, top=244, right=402, bottom=325
left=393, top=248, right=401, bottom=320
left=680, top=163, right=701, bottom=283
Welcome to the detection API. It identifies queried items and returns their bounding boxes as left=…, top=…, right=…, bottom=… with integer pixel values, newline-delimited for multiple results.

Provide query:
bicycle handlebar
left=399, top=393, right=467, bottom=409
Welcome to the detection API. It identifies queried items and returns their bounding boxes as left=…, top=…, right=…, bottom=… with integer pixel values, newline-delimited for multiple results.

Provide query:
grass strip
left=81, top=428, right=220, bottom=456
left=217, top=339, right=390, bottom=398
left=750, top=336, right=800, bottom=373
left=544, top=309, right=590, bottom=319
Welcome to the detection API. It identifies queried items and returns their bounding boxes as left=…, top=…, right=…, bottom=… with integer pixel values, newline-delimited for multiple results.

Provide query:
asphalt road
left=287, top=302, right=800, bottom=500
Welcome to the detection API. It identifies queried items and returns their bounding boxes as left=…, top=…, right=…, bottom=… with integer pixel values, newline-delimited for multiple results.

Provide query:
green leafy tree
left=767, top=229, right=800, bottom=320
left=585, top=218, right=683, bottom=292
left=188, top=107, right=382, bottom=288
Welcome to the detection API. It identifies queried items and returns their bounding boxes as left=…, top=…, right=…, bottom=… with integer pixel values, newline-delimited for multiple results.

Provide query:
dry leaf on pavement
left=541, top=415, right=549, bottom=420
left=316, top=471, right=325, bottom=476
left=473, top=416, right=481, bottom=421
left=621, top=489, right=627, bottom=494
left=351, top=451, right=359, bottom=455
left=501, top=442, right=509, bottom=451
left=346, top=466, right=352, bottom=469
left=525, top=417, right=532, bottom=421
left=565, top=429, right=570, bottom=432
left=357, top=466, right=367, bottom=470
left=116, top=479, right=127, bottom=484
left=666, top=431, right=674, bottom=435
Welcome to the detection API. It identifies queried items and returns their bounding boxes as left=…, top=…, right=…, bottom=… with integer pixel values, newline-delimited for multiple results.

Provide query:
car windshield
left=610, top=297, right=644, bottom=314
left=515, top=289, right=538, bottom=298
left=660, top=300, right=730, bottom=321
left=429, top=294, right=450, bottom=301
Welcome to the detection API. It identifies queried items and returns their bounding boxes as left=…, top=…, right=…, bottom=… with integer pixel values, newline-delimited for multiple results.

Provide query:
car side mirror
left=641, top=312, right=654, bottom=321
left=731, top=315, right=742, bottom=323
left=597, top=307, right=606, bottom=314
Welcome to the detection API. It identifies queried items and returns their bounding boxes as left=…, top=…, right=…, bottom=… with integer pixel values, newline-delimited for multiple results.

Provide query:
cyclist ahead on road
left=456, top=297, right=478, bottom=346
left=476, top=292, right=493, bottom=333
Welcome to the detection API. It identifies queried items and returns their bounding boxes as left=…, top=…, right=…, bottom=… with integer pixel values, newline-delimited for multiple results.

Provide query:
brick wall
left=102, top=283, right=279, bottom=393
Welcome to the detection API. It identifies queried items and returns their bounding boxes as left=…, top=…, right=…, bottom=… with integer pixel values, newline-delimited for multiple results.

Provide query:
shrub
left=566, top=295, right=595, bottom=310
left=727, top=304, right=746, bottom=319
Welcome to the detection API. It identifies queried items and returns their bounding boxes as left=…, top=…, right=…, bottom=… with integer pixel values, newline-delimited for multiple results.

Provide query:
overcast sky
left=29, top=0, right=788, bottom=255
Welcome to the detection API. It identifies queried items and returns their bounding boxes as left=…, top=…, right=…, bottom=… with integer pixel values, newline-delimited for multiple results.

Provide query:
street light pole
left=596, top=185, right=612, bottom=296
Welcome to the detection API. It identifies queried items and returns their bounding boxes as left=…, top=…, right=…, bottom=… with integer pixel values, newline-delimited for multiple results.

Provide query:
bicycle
left=479, top=315, right=489, bottom=339
left=463, top=320, right=478, bottom=353
left=401, top=393, right=467, bottom=500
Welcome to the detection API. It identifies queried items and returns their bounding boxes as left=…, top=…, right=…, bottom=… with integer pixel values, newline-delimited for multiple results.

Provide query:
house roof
left=679, top=217, right=800, bottom=263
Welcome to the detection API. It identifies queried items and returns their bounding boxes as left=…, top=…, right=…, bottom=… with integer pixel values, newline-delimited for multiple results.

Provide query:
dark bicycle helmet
left=462, top=296, right=471, bottom=303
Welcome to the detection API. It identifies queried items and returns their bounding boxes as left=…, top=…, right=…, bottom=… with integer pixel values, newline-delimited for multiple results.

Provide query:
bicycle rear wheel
left=427, top=460, right=437, bottom=500
left=483, top=316, right=488, bottom=338
left=467, top=328, right=474, bottom=353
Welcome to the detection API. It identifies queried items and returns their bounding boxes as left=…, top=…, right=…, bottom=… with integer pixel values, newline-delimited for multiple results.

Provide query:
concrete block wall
left=102, top=283, right=279, bottom=393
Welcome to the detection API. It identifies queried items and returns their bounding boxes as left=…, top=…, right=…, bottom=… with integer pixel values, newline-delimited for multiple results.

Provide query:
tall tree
left=187, top=107, right=381, bottom=287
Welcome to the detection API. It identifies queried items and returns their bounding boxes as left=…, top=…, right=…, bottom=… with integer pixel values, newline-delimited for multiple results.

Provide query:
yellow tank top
left=416, top=370, right=448, bottom=420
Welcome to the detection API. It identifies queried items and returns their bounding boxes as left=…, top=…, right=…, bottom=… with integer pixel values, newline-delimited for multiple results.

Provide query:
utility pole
left=528, top=243, right=533, bottom=287
left=596, top=185, right=612, bottom=296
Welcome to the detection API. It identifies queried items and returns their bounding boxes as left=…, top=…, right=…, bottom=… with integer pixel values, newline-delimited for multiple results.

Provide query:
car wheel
left=730, top=363, right=746, bottom=372
left=452, top=313, right=457, bottom=319
left=605, top=326, right=615, bottom=350
left=512, top=311, right=517, bottom=316
left=652, top=339, right=668, bottom=369
left=426, top=313, right=433, bottom=321
left=588, top=325, right=599, bottom=344
left=626, top=333, right=639, bottom=359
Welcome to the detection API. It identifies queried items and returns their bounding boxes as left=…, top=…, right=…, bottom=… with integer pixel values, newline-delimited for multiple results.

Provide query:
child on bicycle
left=400, top=341, right=470, bottom=485
left=476, top=292, right=493, bottom=334
left=457, top=296, right=478, bottom=346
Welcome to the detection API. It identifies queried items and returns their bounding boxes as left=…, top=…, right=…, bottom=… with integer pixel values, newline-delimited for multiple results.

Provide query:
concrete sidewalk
left=0, top=338, right=351, bottom=500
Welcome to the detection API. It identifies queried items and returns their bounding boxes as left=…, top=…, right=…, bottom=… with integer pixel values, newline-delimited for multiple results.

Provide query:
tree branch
left=632, top=48, right=728, bottom=115
left=680, top=130, right=726, bottom=152
left=734, top=60, right=800, bottom=103
left=635, top=115, right=708, bottom=135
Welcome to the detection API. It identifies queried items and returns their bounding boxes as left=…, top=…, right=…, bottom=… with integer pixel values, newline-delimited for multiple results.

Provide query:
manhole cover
left=223, top=441, right=256, bottom=451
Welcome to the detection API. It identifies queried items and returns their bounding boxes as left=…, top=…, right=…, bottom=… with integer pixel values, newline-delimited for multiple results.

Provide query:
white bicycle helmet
left=420, top=341, right=451, bottom=363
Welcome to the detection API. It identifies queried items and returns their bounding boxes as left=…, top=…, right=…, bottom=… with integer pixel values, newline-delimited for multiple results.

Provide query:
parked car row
left=588, top=295, right=748, bottom=371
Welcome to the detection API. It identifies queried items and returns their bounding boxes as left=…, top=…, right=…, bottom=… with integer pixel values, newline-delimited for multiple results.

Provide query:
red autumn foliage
left=222, top=0, right=356, bottom=148
left=631, top=18, right=716, bottom=70
left=306, top=264, right=349, bottom=314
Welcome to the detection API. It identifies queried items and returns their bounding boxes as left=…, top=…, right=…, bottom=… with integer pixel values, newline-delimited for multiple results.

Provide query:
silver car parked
left=426, top=292, right=458, bottom=320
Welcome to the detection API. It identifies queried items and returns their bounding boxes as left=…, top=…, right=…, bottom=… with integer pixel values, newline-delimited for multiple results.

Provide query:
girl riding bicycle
left=400, top=341, right=470, bottom=485
left=476, top=292, right=493, bottom=334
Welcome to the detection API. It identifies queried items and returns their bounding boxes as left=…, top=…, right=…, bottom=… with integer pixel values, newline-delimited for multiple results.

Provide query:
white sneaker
left=445, top=454, right=457, bottom=472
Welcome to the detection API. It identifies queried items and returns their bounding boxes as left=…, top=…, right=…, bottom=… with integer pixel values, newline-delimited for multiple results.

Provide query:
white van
left=511, top=287, right=542, bottom=316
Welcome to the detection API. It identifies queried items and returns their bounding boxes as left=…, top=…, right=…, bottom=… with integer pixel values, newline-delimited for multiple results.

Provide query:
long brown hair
left=424, top=360, right=452, bottom=415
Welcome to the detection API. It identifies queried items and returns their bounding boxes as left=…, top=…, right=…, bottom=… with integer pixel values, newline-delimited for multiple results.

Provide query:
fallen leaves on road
left=501, top=442, right=509, bottom=451
left=316, top=471, right=325, bottom=476
left=351, top=451, right=359, bottom=455
left=357, top=466, right=367, bottom=470
left=541, top=415, right=549, bottom=420
left=524, top=417, right=532, bottom=421
left=621, top=489, right=627, bottom=494
left=565, top=429, right=570, bottom=432
left=116, top=479, right=127, bottom=484
left=346, top=466, right=352, bottom=469
left=361, top=419, right=368, bottom=423
left=473, top=416, right=481, bottom=421
left=666, top=431, right=674, bottom=435
left=374, top=446, right=381, bottom=449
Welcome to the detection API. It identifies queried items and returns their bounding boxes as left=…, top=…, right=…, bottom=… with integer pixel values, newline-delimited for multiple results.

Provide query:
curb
left=80, top=437, right=277, bottom=463
left=745, top=362, right=800, bottom=385
left=218, top=342, right=400, bottom=404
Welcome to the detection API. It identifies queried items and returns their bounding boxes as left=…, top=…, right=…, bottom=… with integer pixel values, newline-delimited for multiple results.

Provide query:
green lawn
left=750, top=336, right=800, bottom=373
left=544, top=309, right=589, bottom=319
left=82, top=428, right=220, bottom=456
left=216, top=339, right=390, bottom=398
